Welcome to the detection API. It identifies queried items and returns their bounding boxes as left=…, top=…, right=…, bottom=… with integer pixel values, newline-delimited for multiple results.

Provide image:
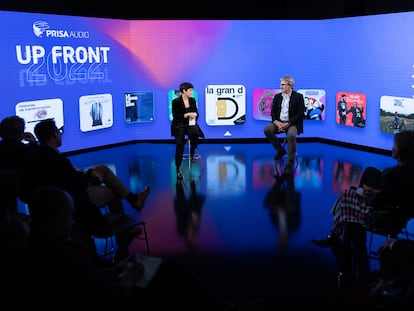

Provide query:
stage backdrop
left=1, top=11, right=414, bottom=153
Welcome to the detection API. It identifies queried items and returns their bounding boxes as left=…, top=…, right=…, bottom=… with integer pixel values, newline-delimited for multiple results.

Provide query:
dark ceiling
left=1, top=1, right=414, bottom=20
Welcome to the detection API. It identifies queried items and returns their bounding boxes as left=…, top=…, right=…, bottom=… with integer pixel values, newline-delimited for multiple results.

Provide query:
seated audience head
left=0, top=115, right=26, bottom=141
left=34, top=118, right=62, bottom=147
left=392, top=130, right=414, bottom=166
left=28, top=186, right=74, bottom=242
left=359, top=166, right=383, bottom=197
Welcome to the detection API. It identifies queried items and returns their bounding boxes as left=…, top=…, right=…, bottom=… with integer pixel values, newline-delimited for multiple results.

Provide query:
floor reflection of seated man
left=264, top=174, right=301, bottom=250
left=174, top=180, right=205, bottom=252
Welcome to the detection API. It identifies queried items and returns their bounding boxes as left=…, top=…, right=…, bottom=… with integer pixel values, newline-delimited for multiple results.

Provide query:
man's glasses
left=58, top=126, right=64, bottom=134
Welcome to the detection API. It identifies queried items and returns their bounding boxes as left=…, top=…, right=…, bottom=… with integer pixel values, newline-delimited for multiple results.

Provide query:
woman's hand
left=185, top=112, right=197, bottom=119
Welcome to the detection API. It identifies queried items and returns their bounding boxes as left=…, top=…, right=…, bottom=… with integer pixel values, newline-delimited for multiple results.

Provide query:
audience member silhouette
left=330, top=237, right=414, bottom=310
left=378, top=238, right=414, bottom=277
left=312, top=130, right=414, bottom=288
left=26, top=186, right=137, bottom=309
left=0, top=115, right=39, bottom=201
left=311, top=166, right=384, bottom=248
left=0, top=169, right=31, bottom=306
left=0, top=168, right=30, bottom=256
left=369, top=238, right=414, bottom=310
left=312, top=130, right=414, bottom=247
left=312, top=166, right=384, bottom=287
left=25, top=186, right=234, bottom=310
left=27, top=118, right=150, bottom=260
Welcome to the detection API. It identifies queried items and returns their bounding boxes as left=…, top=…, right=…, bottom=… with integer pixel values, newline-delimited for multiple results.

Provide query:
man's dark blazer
left=270, top=90, right=305, bottom=134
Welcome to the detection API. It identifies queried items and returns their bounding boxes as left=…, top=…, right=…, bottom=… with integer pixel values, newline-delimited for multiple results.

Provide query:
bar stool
left=181, top=139, right=201, bottom=180
left=92, top=206, right=150, bottom=264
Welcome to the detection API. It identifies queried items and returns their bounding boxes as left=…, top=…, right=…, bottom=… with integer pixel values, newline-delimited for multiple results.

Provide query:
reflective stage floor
left=64, top=141, right=404, bottom=309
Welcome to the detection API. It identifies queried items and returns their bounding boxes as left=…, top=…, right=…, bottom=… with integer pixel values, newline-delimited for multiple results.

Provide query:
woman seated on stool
left=171, top=82, right=205, bottom=180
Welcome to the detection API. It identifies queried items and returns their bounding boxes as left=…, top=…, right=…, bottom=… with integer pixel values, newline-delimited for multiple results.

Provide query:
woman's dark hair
left=394, top=130, right=414, bottom=165
left=179, top=82, right=194, bottom=93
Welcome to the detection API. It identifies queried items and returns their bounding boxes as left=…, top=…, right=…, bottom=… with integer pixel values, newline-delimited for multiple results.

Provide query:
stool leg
left=188, top=140, right=191, bottom=172
left=141, top=223, right=150, bottom=255
left=110, top=236, right=116, bottom=264
left=101, top=236, right=115, bottom=263
left=133, top=222, right=150, bottom=256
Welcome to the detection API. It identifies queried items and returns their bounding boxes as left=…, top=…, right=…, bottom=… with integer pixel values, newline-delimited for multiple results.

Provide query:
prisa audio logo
left=33, top=21, right=49, bottom=37
left=32, top=21, right=90, bottom=39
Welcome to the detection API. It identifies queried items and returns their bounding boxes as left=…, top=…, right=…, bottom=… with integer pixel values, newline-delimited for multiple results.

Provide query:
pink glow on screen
left=90, top=20, right=232, bottom=87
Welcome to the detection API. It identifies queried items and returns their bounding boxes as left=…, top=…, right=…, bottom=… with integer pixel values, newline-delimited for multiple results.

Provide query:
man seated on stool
left=263, top=75, right=305, bottom=176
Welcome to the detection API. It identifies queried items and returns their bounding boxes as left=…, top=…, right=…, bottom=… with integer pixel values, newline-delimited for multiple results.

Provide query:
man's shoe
left=311, top=233, right=338, bottom=248
left=274, top=148, right=286, bottom=161
left=131, top=186, right=150, bottom=212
